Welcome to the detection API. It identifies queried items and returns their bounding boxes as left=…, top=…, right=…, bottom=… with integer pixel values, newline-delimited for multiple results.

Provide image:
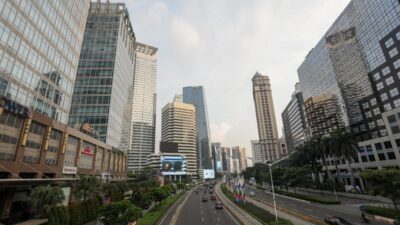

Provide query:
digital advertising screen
left=203, top=169, right=215, bottom=179
left=160, top=156, right=186, bottom=175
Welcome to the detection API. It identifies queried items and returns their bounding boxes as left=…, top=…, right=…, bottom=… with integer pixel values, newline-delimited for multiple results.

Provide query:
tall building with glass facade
left=125, top=42, right=157, bottom=172
left=161, top=97, right=197, bottom=178
left=0, top=0, right=90, bottom=124
left=68, top=1, right=136, bottom=148
left=211, top=142, right=223, bottom=173
left=251, top=140, right=262, bottom=164
left=281, top=83, right=307, bottom=153
left=182, top=86, right=213, bottom=170
left=252, top=72, right=281, bottom=162
left=298, top=0, right=400, bottom=187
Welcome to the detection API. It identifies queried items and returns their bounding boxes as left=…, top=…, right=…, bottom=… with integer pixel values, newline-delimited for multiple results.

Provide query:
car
left=202, top=196, right=208, bottom=202
left=209, top=189, right=214, bottom=194
left=210, top=194, right=217, bottom=201
left=215, top=202, right=223, bottom=209
left=324, top=216, right=353, bottom=225
left=249, top=191, right=256, bottom=197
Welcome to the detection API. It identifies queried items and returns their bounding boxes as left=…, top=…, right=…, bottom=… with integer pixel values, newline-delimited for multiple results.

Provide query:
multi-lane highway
left=244, top=185, right=387, bottom=225
left=159, top=186, right=240, bottom=225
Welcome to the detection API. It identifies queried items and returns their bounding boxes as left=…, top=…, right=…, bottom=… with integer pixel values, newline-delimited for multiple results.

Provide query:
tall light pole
left=264, top=154, right=292, bottom=223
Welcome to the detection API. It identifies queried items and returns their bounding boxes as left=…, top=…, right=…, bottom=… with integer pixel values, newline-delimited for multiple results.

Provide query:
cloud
left=169, top=16, right=201, bottom=55
left=210, top=122, right=233, bottom=143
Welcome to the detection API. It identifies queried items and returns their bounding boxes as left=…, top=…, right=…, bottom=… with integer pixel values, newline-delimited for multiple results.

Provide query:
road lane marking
left=202, top=217, right=204, bottom=222
left=217, top=217, right=220, bottom=222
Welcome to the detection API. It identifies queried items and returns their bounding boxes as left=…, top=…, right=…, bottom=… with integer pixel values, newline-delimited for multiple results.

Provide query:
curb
left=156, top=191, right=188, bottom=225
left=249, top=196, right=327, bottom=225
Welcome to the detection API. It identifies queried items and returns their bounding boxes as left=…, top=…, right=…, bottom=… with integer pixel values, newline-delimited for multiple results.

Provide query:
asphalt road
left=245, top=186, right=387, bottom=225
left=173, top=187, right=240, bottom=225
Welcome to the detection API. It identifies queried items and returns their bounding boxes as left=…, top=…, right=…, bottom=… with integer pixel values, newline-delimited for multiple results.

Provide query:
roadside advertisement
left=160, top=156, right=186, bottom=175
left=62, top=166, right=77, bottom=175
left=203, top=169, right=215, bottom=179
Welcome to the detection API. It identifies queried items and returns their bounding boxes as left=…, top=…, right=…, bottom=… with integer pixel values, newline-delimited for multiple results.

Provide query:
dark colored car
left=210, top=194, right=217, bottom=201
left=324, top=216, right=353, bottom=225
left=202, top=196, right=208, bottom=202
left=215, top=202, right=223, bottom=209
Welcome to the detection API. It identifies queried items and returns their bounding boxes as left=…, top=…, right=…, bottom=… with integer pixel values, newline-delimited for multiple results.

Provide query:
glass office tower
left=69, top=1, right=135, bottom=148
left=183, top=86, right=213, bottom=170
left=126, top=42, right=157, bottom=172
left=0, top=0, right=90, bottom=124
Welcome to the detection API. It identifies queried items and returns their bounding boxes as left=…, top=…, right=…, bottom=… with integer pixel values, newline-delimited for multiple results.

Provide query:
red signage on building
left=81, top=146, right=94, bottom=156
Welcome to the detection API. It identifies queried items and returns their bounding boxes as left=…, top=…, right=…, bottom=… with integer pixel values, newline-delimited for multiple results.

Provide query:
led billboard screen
left=160, top=156, right=186, bottom=175
left=203, top=169, right=215, bottom=179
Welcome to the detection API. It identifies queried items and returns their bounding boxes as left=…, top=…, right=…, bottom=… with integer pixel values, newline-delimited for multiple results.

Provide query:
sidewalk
left=215, top=182, right=262, bottom=225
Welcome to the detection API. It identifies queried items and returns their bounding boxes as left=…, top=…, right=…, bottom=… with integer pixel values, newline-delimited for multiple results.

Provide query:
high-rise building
left=161, top=97, right=197, bottom=178
left=221, top=147, right=231, bottom=173
left=125, top=42, right=157, bottom=172
left=68, top=1, right=136, bottom=148
left=251, top=140, right=262, bottom=164
left=281, top=83, right=308, bottom=153
left=183, top=86, right=212, bottom=170
left=231, top=146, right=247, bottom=172
left=0, top=0, right=90, bottom=124
left=297, top=0, right=400, bottom=186
left=252, top=72, right=280, bottom=162
left=211, top=142, right=223, bottom=173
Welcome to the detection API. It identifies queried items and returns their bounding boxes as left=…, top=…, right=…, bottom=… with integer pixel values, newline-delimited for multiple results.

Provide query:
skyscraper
left=161, top=97, right=197, bottom=178
left=125, top=42, right=157, bottom=172
left=252, top=72, right=280, bottom=162
left=231, top=146, right=247, bottom=172
left=221, top=147, right=231, bottom=173
left=182, top=86, right=212, bottom=170
left=0, top=0, right=90, bottom=123
left=281, top=83, right=308, bottom=153
left=251, top=140, right=262, bottom=164
left=211, top=142, right=223, bottom=173
left=68, top=1, right=136, bottom=148
left=297, top=0, right=400, bottom=184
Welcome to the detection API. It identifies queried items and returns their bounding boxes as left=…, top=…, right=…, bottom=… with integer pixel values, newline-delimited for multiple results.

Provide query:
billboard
left=203, top=169, right=215, bottom=179
left=160, top=142, right=178, bottom=153
left=160, top=156, right=186, bottom=175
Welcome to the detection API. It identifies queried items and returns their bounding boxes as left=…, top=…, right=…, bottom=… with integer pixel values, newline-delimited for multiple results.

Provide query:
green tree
left=76, top=176, right=101, bottom=201
left=331, top=129, right=358, bottom=186
left=99, top=200, right=142, bottom=225
left=362, top=169, right=400, bottom=212
left=29, top=185, right=65, bottom=216
left=150, top=187, right=167, bottom=204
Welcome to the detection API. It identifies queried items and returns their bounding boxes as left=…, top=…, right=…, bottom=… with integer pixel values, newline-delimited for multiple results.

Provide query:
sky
left=122, top=0, right=350, bottom=157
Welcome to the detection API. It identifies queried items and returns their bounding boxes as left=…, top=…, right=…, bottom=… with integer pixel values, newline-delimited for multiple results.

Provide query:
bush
left=221, top=185, right=292, bottom=225
left=365, top=205, right=400, bottom=219
left=99, top=200, right=142, bottom=225
left=46, top=207, right=59, bottom=225
left=275, top=190, right=341, bottom=204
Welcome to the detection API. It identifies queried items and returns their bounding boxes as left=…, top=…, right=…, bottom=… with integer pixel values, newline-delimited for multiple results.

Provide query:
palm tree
left=331, top=129, right=358, bottom=187
left=30, top=185, right=65, bottom=216
left=76, top=175, right=101, bottom=201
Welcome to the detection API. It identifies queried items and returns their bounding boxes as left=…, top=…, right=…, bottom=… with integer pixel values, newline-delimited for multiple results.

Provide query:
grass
left=276, top=190, right=341, bottom=205
left=136, top=191, right=185, bottom=225
left=365, top=205, right=400, bottom=219
left=221, top=185, right=293, bottom=225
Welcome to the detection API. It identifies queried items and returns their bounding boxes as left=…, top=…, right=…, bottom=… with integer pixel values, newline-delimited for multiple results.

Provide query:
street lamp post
left=264, top=154, right=292, bottom=224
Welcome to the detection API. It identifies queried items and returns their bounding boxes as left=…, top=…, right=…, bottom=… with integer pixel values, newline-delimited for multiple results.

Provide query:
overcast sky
left=123, top=0, right=350, bottom=156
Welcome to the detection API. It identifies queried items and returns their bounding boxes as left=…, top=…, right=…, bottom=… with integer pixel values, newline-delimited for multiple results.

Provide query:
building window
left=382, top=67, right=390, bottom=76
left=362, top=102, right=369, bottom=109
left=384, top=103, right=392, bottom=111
left=368, top=155, right=376, bottom=162
left=370, top=98, right=377, bottom=106
left=390, top=88, right=399, bottom=97
left=388, top=115, right=396, bottom=123
left=375, top=143, right=383, bottom=150
left=366, top=145, right=373, bottom=152
left=387, top=152, right=396, bottom=160
left=394, top=59, right=400, bottom=69
left=394, top=98, right=400, bottom=107
left=396, top=139, right=400, bottom=148
left=385, top=38, right=394, bottom=48
left=373, top=73, right=380, bottom=81
left=359, top=146, right=365, bottom=153
left=386, top=76, right=394, bottom=86
left=384, top=141, right=393, bottom=149
left=381, top=93, right=388, bottom=101
left=376, top=82, right=384, bottom=91
left=378, top=153, right=386, bottom=161
left=389, top=48, right=399, bottom=58
left=361, top=156, right=368, bottom=162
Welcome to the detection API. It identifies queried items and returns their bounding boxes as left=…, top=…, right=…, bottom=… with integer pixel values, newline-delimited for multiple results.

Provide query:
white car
left=249, top=191, right=256, bottom=197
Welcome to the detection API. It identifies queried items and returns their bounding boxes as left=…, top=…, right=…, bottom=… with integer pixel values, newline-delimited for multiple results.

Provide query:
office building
left=281, top=83, right=307, bottom=153
left=161, top=97, right=197, bottom=178
left=211, top=142, right=223, bottom=173
left=231, top=146, right=247, bottom=172
left=251, top=140, right=262, bottom=164
left=125, top=42, right=157, bottom=172
left=68, top=1, right=136, bottom=148
left=221, top=147, right=231, bottom=173
left=297, top=0, right=400, bottom=187
left=252, top=72, right=281, bottom=162
left=0, top=0, right=90, bottom=124
left=183, top=86, right=212, bottom=170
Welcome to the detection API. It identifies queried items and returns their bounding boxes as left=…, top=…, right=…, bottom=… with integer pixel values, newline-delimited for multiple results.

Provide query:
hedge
left=365, top=205, right=400, bottom=219
left=221, top=185, right=293, bottom=225
left=276, top=190, right=341, bottom=204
